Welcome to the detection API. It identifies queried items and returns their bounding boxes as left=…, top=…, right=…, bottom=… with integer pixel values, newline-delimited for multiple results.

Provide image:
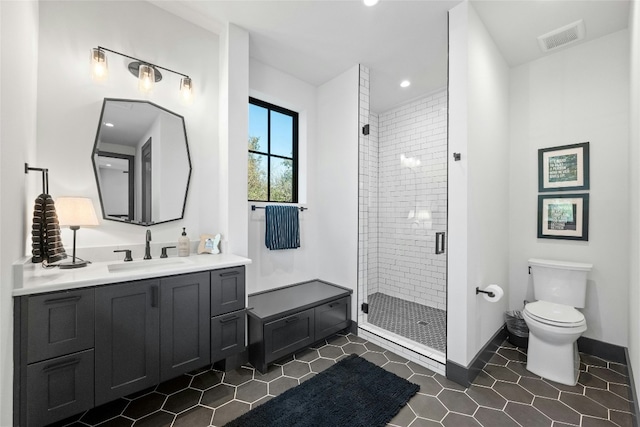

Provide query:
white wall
left=448, top=2, right=510, bottom=367
left=509, top=30, right=630, bottom=346
left=316, top=65, right=360, bottom=320
left=35, top=1, right=219, bottom=251
left=0, top=1, right=39, bottom=424
left=247, top=58, right=319, bottom=294
left=628, top=0, right=639, bottom=397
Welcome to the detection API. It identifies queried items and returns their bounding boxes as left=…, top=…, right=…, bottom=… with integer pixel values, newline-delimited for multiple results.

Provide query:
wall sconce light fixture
left=90, top=46, right=193, bottom=99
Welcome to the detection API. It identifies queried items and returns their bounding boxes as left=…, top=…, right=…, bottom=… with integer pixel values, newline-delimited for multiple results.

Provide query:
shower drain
left=417, top=320, right=429, bottom=326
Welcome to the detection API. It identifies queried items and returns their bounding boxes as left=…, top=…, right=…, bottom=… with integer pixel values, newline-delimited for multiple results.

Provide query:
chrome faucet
left=144, top=229, right=152, bottom=260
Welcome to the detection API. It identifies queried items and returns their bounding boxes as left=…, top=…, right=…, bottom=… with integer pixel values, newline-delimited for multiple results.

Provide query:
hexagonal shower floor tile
left=48, top=334, right=635, bottom=427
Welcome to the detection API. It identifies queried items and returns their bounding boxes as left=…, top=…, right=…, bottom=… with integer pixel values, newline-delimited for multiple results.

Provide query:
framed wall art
left=537, top=194, right=589, bottom=241
left=538, top=142, right=589, bottom=192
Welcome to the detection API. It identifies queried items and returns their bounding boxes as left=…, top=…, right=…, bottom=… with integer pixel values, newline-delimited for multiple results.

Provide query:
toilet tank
left=528, top=258, right=593, bottom=308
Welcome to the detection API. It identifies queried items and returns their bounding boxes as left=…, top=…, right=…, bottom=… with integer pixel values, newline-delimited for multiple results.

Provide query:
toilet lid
left=524, top=301, right=585, bottom=325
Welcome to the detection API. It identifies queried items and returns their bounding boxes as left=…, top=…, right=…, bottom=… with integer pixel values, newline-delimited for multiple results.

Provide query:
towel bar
left=251, top=205, right=307, bottom=211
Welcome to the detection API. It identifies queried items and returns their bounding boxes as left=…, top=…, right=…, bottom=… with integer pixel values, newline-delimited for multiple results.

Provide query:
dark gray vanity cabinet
left=248, top=280, right=352, bottom=373
left=95, top=279, right=160, bottom=406
left=160, top=272, right=210, bottom=381
left=16, top=288, right=96, bottom=427
left=14, top=264, right=247, bottom=427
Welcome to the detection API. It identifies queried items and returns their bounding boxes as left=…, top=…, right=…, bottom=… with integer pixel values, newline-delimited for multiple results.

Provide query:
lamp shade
left=55, top=197, right=99, bottom=227
left=138, top=64, right=155, bottom=93
left=90, top=48, right=108, bottom=82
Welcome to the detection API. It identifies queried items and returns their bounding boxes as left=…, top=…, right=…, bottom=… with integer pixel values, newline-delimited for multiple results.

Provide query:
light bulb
left=180, top=77, right=193, bottom=102
left=138, top=64, right=155, bottom=94
left=90, top=48, right=108, bottom=82
left=363, top=0, right=379, bottom=6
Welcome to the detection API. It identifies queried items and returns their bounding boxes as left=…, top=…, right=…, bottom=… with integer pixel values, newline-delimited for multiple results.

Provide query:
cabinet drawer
left=314, top=296, right=351, bottom=339
left=264, top=309, right=314, bottom=364
left=211, top=310, right=246, bottom=363
left=27, top=288, right=95, bottom=364
left=27, top=349, right=94, bottom=427
left=211, top=266, right=245, bottom=316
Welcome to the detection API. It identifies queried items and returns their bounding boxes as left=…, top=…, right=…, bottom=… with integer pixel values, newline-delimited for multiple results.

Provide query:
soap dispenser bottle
left=178, top=227, right=190, bottom=257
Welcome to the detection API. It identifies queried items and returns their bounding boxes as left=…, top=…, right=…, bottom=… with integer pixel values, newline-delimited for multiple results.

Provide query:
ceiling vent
left=537, top=20, right=585, bottom=53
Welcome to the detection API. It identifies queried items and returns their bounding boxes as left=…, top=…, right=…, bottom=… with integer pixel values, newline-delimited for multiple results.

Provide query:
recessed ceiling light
left=104, top=122, right=114, bottom=127
left=105, top=163, right=112, bottom=167
left=400, top=80, right=411, bottom=88
left=363, top=0, right=379, bottom=6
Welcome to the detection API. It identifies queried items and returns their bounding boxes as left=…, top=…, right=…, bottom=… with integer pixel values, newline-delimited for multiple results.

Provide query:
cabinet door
left=211, top=266, right=245, bottom=316
left=27, top=288, right=95, bottom=363
left=160, top=272, right=210, bottom=381
left=27, top=349, right=94, bottom=427
left=95, top=279, right=159, bottom=406
left=264, top=309, right=314, bottom=364
left=211, top=309, right=246, bottom=363
left=314, top=296, right=351, bottom=340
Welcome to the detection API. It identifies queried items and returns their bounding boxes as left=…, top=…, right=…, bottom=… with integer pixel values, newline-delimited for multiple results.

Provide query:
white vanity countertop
left=13, top=253, right=251, bottom=296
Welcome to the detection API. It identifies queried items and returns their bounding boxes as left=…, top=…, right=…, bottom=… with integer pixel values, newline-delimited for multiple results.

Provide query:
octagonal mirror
left=92, top=98, right=191, bottom=226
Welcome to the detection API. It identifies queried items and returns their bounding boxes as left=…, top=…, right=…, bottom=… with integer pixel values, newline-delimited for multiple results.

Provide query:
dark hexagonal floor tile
left=383, top=361, right=414, bottom=379
left=493, top=381, right=534, bottom=404
left=211, top=401, right=250, bottom=426
left=578, top=370, right=608, bottom=389
left=268, top=376, right=298, bottom=395
left=518, top=377, right=560, bottom=399
left=609, top=382, right=633, bottom=400
left=80, top=398, right=128, bottom=425
left=532, top=396, right=580, bottom=425
left=407, top=394, right=447, bottom=421
left=326, top=334, right=350, bottom=346
left=123, top=392, right=166, bottom=420
left=441, top=412, right=482, bottom=427
left=487, top=352, right=509, bottom=366
left=581, top=416, right=618, bottom=426
left=580, top=354, right=608, bottom=368
left=588, top=366, right=628, bottom=384
left=342, top=342, right=367, bottom=355
left=190, top=370, right=223, bottom=390
left=299, top=372, right=317, bottom=383
left=172, top=405, right=213, bottom=427
left=223, top=367, right=254, bottom=386
left=609, top=409, right=636, bottom=427
left=465, top=384, right=506, bottom=409
left=361, top=351, right=389, bottom=367
left=410, top=374, right=444, bottom=396
left=364, top=342, right=387, bottom=353
left=407, top=361, right=435, bottom=376
left=384, top=351, right=410, bottom=364
left=497, top=347, right=527, bottom=363
left=472, top=370, right=496, bottom=387
left=163, top=388, right=202, bottom=414
left=346, top=334, right=367, bottom=344
left=609, top=362, right=629, bottom=376
left=132, top=410, right=174, bottom=427
left=156, top=375, right=191, bottom=395
left=200, top=384, right=235, bottom=409
left=406, top=418, right=444, bottom=427
left=506, top=361, right=539, bottom=379
left=484, top=364, right=520, bottom=383
left=318, top=345, right=344, bottom=359
left=438, top=389, right=478, bottom=415
left=559, top=391, right=608, bottom=419
left=504, top=401, right=552, bottom=427
left=310, top=357, right=335, bottom=373
left=294, top=348, right=320, bottom=362
left=97, top=416, right=133, bottom=427
left=253, top=364, right=283, bottom=382
left=585, top=387, right=634, bottom=412
left=235, top=380, right=268, bottom=403
left=545, top=379, right=584, bottom=394
left=435, top=374, right=467, bottom=391
left=388, top=401, right=417, bottom=426
left=474, top=407, right=519, bottom=427
left=251, top=395, right=273, bottom=409
left=282, top=360, right=311, bottom=378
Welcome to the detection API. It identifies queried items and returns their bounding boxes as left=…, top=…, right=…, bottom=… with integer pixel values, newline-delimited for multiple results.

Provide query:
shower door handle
left=435, top=232, right=445, bottom=255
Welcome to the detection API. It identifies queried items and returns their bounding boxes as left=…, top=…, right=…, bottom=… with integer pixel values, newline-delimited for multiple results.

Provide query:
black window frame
left=248, top=97, right=299, bottom=203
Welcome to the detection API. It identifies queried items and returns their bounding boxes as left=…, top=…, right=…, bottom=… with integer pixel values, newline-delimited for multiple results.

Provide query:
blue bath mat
left=224, top=354, right=419, bottom=427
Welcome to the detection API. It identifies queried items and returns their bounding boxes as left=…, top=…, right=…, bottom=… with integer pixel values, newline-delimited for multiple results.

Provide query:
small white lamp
left=56, top=197, right=99, bottom=269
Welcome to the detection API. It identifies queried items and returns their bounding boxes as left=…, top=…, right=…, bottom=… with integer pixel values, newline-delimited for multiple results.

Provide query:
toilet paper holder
left=475, top=287, right=495, bottom=298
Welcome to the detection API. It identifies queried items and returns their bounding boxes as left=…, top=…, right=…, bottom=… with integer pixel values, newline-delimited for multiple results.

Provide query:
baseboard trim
left=577, top=336, right=627, bottom=364
left=446, top=325, right=507, bottom=388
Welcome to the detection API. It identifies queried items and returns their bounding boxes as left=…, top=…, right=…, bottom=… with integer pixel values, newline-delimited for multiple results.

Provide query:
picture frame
left=537, top=194, right=589, bottom=241
left=538, top=142, right=589, bottom=192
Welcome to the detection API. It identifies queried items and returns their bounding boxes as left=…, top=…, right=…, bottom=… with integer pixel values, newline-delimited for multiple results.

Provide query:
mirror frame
left=91, top=98, right=192, bottom=226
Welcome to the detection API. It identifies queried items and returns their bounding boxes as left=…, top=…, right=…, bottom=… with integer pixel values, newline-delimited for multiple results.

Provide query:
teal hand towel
left=265, top=205, right=300, bottom=250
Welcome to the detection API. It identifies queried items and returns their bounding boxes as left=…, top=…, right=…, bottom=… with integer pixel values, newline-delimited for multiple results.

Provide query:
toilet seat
left=524, top=301, right=585, bottom=328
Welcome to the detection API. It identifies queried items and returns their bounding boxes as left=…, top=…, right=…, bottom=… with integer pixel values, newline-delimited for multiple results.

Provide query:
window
left=248, top=97, right=298, bottom=202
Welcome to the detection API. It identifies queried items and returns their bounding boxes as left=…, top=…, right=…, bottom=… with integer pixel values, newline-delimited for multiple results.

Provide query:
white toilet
left=522, top=258, right=592, bottom=386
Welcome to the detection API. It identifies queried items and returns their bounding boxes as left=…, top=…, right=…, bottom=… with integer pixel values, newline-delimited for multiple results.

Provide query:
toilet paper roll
left=482, top=284, right=504, bottom=302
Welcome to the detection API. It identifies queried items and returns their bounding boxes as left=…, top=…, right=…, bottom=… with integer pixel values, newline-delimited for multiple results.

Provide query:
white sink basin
left=107, top=258, right=193, bottom=273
